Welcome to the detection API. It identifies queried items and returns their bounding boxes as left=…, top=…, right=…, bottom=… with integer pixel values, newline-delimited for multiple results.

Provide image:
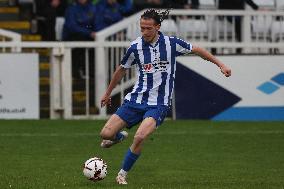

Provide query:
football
left=83, top=157, right=107, bottom=182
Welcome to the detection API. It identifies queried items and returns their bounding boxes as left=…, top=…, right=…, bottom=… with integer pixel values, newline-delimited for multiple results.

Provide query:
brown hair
left=141, top=9, right=171, bottom=25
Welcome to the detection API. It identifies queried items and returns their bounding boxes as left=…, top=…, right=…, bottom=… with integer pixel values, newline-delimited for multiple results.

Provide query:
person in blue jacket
left=63, top=0, right=98, bottom=41
left=117, top=0, right=133, bottom=16
left=62, top=0, right=98, bottom=79
left=96, top=0, right=131, bottom=31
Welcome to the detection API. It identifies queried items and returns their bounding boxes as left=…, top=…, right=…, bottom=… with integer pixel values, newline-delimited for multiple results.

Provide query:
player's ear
left=156, top=24, right=160, bottom=31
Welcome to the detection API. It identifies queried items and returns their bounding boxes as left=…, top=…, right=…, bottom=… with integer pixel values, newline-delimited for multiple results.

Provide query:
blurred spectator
left=133, top=0, right=163, bottom=12
left=218, top=0, right=259, bottom=53
left=63, top=0, right=98, bottom=79
left=164, top=0, right=199, bottom=9
left=36, top=0, right=68, bottom=41
left=92, top=0, right=100, bottom=4
left=117, top=0, right=133, bottom=16
left=218, top=0, right=258, bottom=10
left=187, top=0, right=199, bottom=9
left=133, top=0, right=199, bottom=11
left=63, top=0, right=98, bottom=41
left=96, top=0, right=128, bottom=30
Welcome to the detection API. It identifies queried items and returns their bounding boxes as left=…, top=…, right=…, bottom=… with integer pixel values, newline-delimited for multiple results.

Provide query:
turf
left=0, top=120, right=284, bottom=189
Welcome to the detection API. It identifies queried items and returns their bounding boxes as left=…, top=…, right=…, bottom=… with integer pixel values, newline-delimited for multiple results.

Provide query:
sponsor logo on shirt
left=142, top=61, right=170, bottom=73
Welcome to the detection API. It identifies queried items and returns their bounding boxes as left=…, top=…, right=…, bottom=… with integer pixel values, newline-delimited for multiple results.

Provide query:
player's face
left=140, top=18, right=160, bottom=43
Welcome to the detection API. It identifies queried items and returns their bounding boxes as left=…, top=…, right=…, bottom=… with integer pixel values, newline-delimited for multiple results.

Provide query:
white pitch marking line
left=0, top=131, right=284, bottom=137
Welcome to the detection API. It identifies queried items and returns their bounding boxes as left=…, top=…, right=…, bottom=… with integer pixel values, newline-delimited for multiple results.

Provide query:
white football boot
left=116, top=173, right=128, bottom=185
left=100, top=131, right=128, bottom=148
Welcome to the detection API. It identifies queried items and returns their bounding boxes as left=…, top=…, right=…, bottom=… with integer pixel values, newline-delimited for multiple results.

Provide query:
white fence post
left=50, top=47, right=72, bottom=119
left=243, top=12, right=252, bottom=53
left=61, top=48, right=73, bottom=119
left=50, top=47, right=63, bottom=119
left=95, top=41, right=107, bottom=117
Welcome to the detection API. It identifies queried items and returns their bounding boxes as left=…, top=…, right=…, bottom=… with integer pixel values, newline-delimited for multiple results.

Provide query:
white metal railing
left=96, top=10, right=284, bottom=42
left=0, top=29, right=21, bottom=52
left=1, top=10, right=284, bottom=119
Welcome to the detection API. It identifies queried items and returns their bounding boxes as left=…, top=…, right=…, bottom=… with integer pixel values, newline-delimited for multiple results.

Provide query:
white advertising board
left=177, top=55, right=284, bottom=107
left=0, top=53, right=39, bottom=119
left=177, top=55, right=284, bottom=120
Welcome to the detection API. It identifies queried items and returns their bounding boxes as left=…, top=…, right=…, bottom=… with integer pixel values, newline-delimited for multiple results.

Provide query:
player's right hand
left=101, top=94, right=111, bottom=108
left=220, top=64, right=231, bottom=77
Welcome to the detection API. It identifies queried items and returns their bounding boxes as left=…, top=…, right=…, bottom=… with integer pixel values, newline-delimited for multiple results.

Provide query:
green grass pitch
left=0, top=120, right=284, bottom=189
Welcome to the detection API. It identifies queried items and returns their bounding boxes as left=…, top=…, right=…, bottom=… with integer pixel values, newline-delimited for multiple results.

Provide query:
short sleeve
left=174, top=37, right=192, bottom=56
left=120, top=46, right=135, bottom=68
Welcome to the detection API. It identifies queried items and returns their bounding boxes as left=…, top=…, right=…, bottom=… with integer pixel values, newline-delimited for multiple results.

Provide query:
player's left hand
left=101, top=94, right=112, bottom=108
left=220, top=65, right=231, bottom=77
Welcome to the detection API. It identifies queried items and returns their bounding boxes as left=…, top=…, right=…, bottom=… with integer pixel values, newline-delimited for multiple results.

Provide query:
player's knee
left=100, top=129, right=114, bottom=140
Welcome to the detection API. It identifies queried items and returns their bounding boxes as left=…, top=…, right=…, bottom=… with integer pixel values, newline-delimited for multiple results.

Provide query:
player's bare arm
left=101, top=65, right=127, bottom=107
left=191, top=46, right=232, bottom=77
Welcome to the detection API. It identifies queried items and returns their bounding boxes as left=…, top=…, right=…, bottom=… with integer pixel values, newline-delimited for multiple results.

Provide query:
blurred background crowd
left=10, top=0, right=270, bottom=42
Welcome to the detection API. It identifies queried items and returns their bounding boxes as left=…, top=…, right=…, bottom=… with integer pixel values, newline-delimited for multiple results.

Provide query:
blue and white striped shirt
left=121, top=32, right=192, bottom=106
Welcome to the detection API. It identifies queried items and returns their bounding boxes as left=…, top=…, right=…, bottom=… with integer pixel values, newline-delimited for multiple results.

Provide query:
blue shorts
left=115, top=100, right=169, bottom=128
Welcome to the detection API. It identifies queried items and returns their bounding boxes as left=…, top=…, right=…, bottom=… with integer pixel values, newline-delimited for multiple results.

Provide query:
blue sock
left=121, top=148, right=140, bottom=171
left=114, top=132, right=124, bottom=141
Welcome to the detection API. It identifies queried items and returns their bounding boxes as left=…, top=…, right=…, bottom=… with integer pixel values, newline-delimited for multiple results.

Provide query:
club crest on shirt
left=142, top=61, right=170, bottom=73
